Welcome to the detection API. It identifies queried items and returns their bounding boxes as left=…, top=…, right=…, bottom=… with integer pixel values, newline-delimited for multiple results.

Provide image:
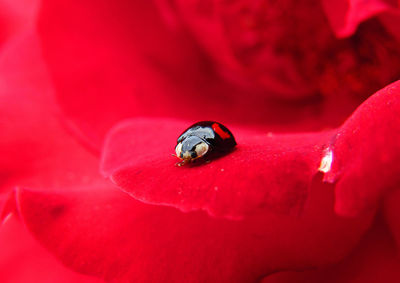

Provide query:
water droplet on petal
left=319, top=148, right=333, bottom=173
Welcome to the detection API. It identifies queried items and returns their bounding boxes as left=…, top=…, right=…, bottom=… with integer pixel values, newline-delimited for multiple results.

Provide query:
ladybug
left=175, top=121, right=236, bottom=166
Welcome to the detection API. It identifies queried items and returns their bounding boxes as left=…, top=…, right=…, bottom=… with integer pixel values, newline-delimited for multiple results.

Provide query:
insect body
left=175, top=121, right=236, bottom=166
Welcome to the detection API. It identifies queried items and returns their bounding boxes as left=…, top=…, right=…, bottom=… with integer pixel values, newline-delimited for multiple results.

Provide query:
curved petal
left=38, top=0, right=374, bottom=150
left=383, top=189, right=400, bottom=250
left=0, top=32, right=100, bottom=194
left=323, top=80, right=400, bottom=216
left=0, top=216, right=104, bottom=283
left=16, top=184, right=373, bottom=283
left=0, top=0, right=39, bottom=46
left=159, top=0, right=400, bottom=104
left=37, top=0, right=218, bottom=150
left=169, top=0, right=320, bottom=98
left=379, top=9, right=400, bottom=42
left=322, top=0, right=397, bottom=37
left=102, top=80, right=400, bottom=220
left=262, top=214, right=400, bottom=282
left=101, top=118, right=333, bottom=218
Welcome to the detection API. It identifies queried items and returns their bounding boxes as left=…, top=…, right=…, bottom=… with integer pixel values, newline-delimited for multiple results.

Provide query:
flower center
left=177, top=0, right=400, bottom=101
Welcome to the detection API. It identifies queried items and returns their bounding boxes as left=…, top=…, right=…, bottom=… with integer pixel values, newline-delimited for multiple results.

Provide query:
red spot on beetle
left=212, top=123, right=231, bottom=140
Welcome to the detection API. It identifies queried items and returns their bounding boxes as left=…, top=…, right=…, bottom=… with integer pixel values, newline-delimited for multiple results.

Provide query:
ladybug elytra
left=175, top=121, right=236, bottom=166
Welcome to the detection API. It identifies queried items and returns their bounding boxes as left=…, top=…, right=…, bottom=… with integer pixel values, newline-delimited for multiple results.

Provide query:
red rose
left=1, top=0, right=400, bottom=282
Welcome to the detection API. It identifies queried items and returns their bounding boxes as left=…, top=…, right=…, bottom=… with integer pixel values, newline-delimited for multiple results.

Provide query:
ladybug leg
left=175, top=159, right=188, bottom=167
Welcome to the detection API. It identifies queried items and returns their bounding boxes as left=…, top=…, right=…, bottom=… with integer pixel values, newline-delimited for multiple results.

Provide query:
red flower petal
left=379, top=9, right=400, bottom=42
left=0, top=0, right=39, bottom=46
left=37, top=0, right=215, bottom=150
left=16, top=185, right=373, bottom=282
left=38, top=0, right=379, bottom=150
left=167, top=0, right=320, bottom=98
left=102, top=80, right=400, bottom=219
left=262, top=214, right=400, bottom=282
left=159, top=0, right=400, bottom=103
left=322, top=0, right=397, bottom=37
left=323, top=81, right=400, bottom=216
left=0, top=31, right=55, bottom=190
left=0, top=216, right=104, bottom=283
left=0, top=190, right=16, bottom=223
left=101, top=118, right=333, bottom=218
left=383, top=189, right=400, bottom=250
left=0, top=32, right=101, bottom=194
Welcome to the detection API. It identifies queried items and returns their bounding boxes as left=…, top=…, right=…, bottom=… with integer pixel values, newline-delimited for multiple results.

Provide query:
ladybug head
left=175, top=135, right=209, bottom=161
